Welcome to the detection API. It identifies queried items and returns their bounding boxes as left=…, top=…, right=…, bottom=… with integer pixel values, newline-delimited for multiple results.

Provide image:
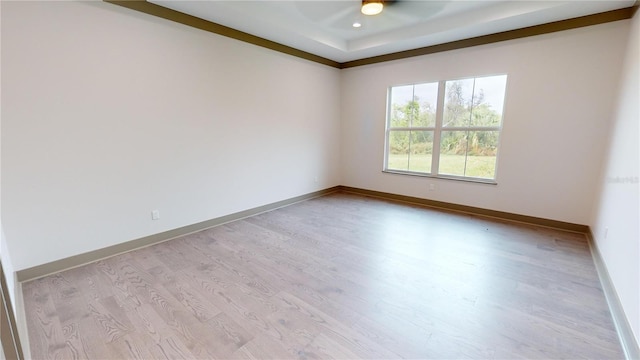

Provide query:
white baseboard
left=587, top=230, right=640, bottom=360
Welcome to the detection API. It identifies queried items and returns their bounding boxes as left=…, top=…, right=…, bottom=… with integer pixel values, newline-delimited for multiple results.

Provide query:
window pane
left=408, top=131, right=433, bottom=173
left=387, top=130, right=433, bottom=173
left=388, top=130, right=410, bottom=170
left=390, top=83, right=438, bottom=128
left=439, top=130, right=499, bottom=178
left=443, top=78, right=473, bottom=127
left=470, top=75, right=507, bottom=127
left=439, top=130, right=468, bottom=176
left=389, top=85, right=413, bottom=127
left=412, top=83, right=438, bottom=127
left=465, top=131, right=499, bottom=179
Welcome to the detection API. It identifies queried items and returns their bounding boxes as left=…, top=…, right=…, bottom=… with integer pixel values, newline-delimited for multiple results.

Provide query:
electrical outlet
left=151, top=210, right=160, bottom=220
left=429, top=183, right=435, bottom=191
left=604, top=227, right=608, bottom=239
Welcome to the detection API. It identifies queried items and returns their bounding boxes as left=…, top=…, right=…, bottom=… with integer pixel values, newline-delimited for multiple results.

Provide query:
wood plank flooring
left=22, top=192, right=624, bottom=359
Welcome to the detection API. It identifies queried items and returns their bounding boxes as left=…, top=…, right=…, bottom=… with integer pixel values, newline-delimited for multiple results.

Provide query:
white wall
left=340, top=21, right=629, bottom=225
left=591, top=13, right=639, bottom=346
left=1, top=1, right=341, bottom=272
left=0, top=0, right=14, bottom=313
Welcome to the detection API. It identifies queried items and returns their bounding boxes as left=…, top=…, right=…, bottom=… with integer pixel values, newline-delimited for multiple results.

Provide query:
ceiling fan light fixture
left=361, top=1, right=383, bottom=15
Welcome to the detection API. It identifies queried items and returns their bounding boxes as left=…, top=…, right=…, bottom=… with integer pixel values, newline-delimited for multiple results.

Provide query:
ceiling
left=149, top=0, right=635, bottom=63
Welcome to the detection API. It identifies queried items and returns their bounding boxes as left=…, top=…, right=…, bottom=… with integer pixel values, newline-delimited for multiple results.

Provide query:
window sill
left=382, top=170, right=498, bottom=185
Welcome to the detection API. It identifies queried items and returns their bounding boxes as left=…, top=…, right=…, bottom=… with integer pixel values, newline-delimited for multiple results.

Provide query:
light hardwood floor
left=23, top=192, right=624, bottom=359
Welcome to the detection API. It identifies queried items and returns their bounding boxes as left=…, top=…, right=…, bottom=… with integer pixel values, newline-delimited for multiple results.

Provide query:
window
left=384, top=74, right=507, bottom=182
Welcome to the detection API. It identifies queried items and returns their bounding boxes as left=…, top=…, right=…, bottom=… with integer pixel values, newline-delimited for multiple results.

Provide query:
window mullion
left=432, top=80, right=446, bottom=175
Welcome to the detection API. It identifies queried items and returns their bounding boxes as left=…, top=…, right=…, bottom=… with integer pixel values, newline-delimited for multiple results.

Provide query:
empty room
left=1, top=0, right=638, bottom=359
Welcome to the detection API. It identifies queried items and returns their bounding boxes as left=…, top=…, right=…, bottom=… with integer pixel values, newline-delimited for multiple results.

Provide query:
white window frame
left=383, top=75, right=507, bottom=184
